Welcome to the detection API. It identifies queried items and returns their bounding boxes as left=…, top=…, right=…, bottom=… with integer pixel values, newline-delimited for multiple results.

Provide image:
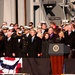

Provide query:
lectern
left=48, top=43, right=70, bottom=75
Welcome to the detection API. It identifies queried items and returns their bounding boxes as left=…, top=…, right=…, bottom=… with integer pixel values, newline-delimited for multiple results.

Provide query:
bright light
left=46, top=5, right=52, bottom=8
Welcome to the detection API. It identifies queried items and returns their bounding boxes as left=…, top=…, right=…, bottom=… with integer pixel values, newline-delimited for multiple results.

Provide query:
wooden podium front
left=50, top=56, right=64, bottom=75
left=49, top=44, right=70, bottom=75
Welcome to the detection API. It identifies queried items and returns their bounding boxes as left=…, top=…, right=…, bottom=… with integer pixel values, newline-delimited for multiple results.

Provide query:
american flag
left=0, top=57, right=22, bottom=74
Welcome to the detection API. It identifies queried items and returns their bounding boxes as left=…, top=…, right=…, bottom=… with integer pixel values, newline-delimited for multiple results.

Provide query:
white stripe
left=2, top=68, right=16, bottom=74
left=0, top=58, right=20, bottom=65
left=0, top=57, right=22, bottom=73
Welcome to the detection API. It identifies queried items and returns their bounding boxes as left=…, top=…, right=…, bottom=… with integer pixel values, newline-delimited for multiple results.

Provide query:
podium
left=48, top=43, right=70, bottom=75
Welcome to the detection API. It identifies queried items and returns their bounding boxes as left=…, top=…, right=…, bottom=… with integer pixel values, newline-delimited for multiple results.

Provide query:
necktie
left=7, top=37, right=11, bottom=41
left=50, top=34, right=53, bottom=38
left=68, top=32, right=71, bottom=36
left=31, top=37, right=34, bottom=42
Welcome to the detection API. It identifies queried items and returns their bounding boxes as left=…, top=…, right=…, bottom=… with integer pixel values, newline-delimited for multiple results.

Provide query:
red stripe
left=16, top=63, right=21, bottom=73
left=0, top=57, right=22, bottom=73
left=4, top=57, right=15, bottom=61
left=0, top=70, right=3, bottom=73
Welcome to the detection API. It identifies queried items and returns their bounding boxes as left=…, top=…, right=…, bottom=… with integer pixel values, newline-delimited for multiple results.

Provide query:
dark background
left=19, top=58, right=52, bottom=75
left=19, top=58, right=75, bottom=75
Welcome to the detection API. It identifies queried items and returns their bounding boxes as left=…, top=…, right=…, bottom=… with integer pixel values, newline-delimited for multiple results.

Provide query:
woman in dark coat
left=55, top=31, right=70, bottom=58
left=42, top=32, right=52, bottom=58
left=0, top=32, right=4, bottom=57
left=55, top=31, right=65, bottom=43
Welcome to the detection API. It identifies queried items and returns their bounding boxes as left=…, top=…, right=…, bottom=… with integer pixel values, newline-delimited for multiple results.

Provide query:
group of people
left=0, top=21, right=75, bottom=58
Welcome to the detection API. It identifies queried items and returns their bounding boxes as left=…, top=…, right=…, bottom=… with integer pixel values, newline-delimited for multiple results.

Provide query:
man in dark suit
left=64, top=24, right=73, bottom=44
left=64, top=24, right=75, bottom=58
left=3, top=30, right=21, bottom=57
left=27, top=29, right=42, bottom=58
left=48, top=27, right=58, bottom=43
left=41, top=22, right=48, bottom=34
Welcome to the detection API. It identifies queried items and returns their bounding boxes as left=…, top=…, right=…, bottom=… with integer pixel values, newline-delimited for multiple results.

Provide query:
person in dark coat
left=16, top=34, right=22, bottom=51
left=0, top=32, right=4, bottom=57
left=27, top=29, right=42, bottom=58
left=64, top=24, right=75, bottom=46
left=42, top=32, right=51, bottom=58
left=21, top=29, right=31, bottom=57
left=55, top=30, right=70, bottom=58
left=48, top=27, right=58, bottom=42
left=55, top=31, right=65, bottom=43
left=68, top=31, right=75, bottom=58
left=64, top=24, right=75, bottom=58
left=3, top=30, right=21, bottom=57
left=41, top=22, right=48, bottom=34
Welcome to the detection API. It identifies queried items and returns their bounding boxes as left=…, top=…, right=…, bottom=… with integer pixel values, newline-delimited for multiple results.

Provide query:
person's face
left=30, top=30, right=36, bottom=36
left=48, top=28, right=53, bottom=34
left=41, top=24, right=47, bottom=30
left=50, top=23, right=54, bottom=27
left=2, top=22, right=7, bottom=26
left=7, top=31, right=12, bottom=37
left=10, top=25, right=14, bottom=27
left=8, top=29, right=13, bottom=32
left=25, top=30, right=29, bottom=34
left=37, top=28, right=42, bottom=33
left=20, top=27, right=24, bottom=30
left=2, top=29, right=7, bottom=33
left=63, top=25, right=68, bottom=31
left=59, top=32, right=63, bottom=38
left=16, top=29, right=20, bottom=33
left=14, top=25, right=18, bottom=30
left=45, top=34, right=49, bottom=39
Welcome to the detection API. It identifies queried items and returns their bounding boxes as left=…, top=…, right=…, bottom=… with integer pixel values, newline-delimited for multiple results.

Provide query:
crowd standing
left=0, top=21, right=75, bottom=58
